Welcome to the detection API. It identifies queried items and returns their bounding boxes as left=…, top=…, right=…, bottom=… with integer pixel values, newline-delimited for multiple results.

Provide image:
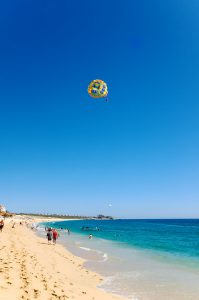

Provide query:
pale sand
left=0, top=220, right=125, bottom=300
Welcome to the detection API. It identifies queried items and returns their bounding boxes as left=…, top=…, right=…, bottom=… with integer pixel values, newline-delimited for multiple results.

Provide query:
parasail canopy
left=88, top=79, right=108, bottom=99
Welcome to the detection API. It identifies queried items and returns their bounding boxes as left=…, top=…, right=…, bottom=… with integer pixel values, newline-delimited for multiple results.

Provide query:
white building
left=0, top=205, right=6, bottom=213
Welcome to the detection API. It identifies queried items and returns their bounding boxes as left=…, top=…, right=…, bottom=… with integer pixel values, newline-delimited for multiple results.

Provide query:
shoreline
left=36, top=218, right=199, bottom=300
left=0, top=217, right=126, bottom=300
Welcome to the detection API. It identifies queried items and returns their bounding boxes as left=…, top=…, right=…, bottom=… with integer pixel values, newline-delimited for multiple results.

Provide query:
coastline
left=9, top=214, right=82, bottom=224
left=0, top=217, right=126, bottom=300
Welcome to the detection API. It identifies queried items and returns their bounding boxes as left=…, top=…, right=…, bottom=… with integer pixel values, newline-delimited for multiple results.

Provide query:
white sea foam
left=79, top=247, right=91, bottom=252
left=102, top=253, right=108, bottom=262
left=36, top=226, right=45, bottom=232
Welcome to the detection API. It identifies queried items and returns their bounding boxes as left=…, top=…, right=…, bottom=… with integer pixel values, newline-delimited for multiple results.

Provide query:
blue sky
left=0, top=0, right=199, bottom=218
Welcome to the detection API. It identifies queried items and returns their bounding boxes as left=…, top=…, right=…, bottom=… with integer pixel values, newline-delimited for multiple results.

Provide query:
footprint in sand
left=33, top=289, right=40, bottom=298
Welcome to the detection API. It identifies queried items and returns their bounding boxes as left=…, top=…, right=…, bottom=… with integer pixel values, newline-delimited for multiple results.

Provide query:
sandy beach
left=0, top=218, right=125, bottom=300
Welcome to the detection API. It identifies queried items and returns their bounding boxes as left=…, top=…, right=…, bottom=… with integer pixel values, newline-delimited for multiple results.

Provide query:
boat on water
left=81, top=226, right=100, bottom=231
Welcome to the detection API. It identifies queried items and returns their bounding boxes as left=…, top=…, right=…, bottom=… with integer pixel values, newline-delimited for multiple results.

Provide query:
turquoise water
left=40, top=219, right=199, bottom=299
left=43, top=219, right=199, bottom=260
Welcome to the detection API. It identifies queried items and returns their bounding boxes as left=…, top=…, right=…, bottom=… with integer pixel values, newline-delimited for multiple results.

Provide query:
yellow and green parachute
left=88, top=79, right=108, bottom=99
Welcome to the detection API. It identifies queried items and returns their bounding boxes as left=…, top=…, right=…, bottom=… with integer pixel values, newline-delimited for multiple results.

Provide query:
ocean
left=38, top=219, right=199, bottom=300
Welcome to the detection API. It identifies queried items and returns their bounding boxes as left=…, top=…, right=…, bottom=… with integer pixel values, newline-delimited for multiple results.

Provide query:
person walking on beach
left=0, top=220, right=4, bottom=232
left=46, top=229, right=53, bottom=245
left=52, top=229, right=59, bottom=245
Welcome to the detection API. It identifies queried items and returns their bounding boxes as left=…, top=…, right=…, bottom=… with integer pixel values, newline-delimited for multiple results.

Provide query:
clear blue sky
left=0, top=0, right=199, bottom=218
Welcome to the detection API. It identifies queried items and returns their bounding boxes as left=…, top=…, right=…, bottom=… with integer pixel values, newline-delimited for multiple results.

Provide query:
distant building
left=0, top=205, right=6, bottom=213
left=97, top=214, right=104, bottom=219
left=97, top=214, right=113, bottom=220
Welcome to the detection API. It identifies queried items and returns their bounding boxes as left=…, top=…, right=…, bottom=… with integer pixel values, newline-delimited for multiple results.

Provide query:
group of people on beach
left=45, top=227, right=60, bottom=245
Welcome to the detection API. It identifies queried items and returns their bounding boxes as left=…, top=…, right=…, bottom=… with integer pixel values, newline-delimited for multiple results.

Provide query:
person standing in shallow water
left=46, top=229, right=53, bottom=245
